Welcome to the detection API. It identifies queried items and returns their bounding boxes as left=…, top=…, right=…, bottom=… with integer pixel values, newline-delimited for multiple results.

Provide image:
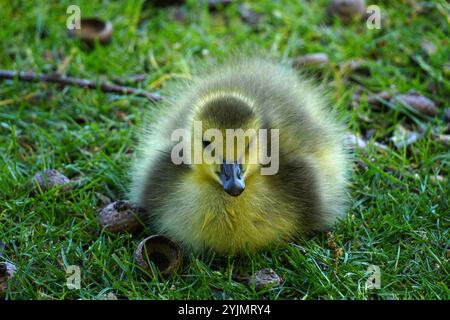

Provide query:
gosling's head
left=190, top=94, right=262, bottom=197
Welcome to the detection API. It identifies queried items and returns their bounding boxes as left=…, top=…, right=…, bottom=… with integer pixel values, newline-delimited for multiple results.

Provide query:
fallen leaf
left=393, top=92, right=438, bottom=117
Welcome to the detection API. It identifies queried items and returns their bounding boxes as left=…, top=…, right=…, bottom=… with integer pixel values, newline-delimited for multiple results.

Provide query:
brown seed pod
left=135, top=235, right=182, bottom=277
left=292, top=53, right=329, bottom=69
left=248, top=268, right=282, bottom=291
left=34, top=169, right=72, bottom=192
left=393, top=92, right=438, bottom=117
left=99, top=200, right=144, bottom=233
left=327, top=0, right=366, bottom=24
left=0, top=262, right=16, bottom=297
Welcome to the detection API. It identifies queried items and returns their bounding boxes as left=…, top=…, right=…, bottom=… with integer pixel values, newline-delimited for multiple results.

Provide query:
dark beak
left=220, top=162, right=245, bottom=197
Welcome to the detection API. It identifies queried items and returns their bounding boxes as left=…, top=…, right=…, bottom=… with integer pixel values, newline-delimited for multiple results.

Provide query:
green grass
left=0, top=0, right=449, bottom=300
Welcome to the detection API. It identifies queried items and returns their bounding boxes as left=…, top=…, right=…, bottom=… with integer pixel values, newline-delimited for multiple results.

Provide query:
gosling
left=130, top=58, right=351, bottom=254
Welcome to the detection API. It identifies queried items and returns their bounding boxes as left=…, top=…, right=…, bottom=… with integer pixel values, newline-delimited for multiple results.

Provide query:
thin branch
left=0, top=70, right=162, bottom=102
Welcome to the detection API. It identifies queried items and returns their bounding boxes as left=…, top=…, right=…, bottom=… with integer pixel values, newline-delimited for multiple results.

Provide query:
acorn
left=99, top=200, right=144, bottom=233
left=135, top=235, right=182, bottom=277
left=249, top=268, right=282, bottom=291
left=67, top=18, right=113, bottom=45
left=0, top=262, right=16, bottom=297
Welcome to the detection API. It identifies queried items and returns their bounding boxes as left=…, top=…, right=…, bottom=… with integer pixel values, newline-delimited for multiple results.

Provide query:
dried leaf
left=292, top=53, right=329, bottom=69
left=393, top=92, right=438, bottom=117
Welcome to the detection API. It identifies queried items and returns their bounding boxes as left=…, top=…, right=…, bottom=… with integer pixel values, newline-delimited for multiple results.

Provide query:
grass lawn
left=0, top=0, right=448, bottom=300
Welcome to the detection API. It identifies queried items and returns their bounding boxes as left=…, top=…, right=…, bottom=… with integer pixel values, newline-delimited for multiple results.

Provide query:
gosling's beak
left=220, top=162, right=245, bottom=197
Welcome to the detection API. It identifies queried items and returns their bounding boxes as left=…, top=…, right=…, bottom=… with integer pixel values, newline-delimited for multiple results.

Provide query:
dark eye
left=202, top=140, right=211, bottom=148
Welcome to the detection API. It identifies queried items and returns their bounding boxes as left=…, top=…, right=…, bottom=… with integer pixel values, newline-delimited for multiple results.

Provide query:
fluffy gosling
left=129, top=58, right=351, bottom=254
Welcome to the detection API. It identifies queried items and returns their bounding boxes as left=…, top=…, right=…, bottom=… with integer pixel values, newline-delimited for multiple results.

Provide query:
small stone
left=99, top=200, right=144, bottom=233
left=34, top=169, right=72, bottom=192
left=249, top=268, right=281, bottom=291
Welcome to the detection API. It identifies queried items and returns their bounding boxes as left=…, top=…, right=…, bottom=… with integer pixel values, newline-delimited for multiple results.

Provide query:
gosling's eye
left=203, top=140, right=211, bottom=148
